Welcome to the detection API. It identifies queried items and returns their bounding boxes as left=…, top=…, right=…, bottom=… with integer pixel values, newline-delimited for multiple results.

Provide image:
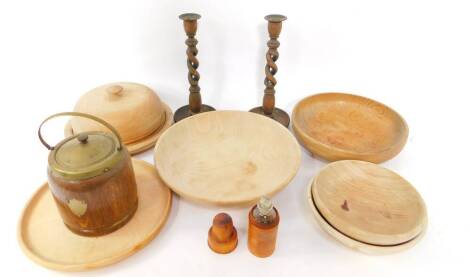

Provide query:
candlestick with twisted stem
left=250, top=14, right=289, bottom=127
left=174, top=13, right=215, bottom=123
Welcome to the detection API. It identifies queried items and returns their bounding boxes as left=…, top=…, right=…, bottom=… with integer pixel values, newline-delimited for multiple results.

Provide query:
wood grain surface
left=65, top=102, right=173, bottom=155
left=292, top=93, right=408, bottom=163
left=307, top=175, right=427, bottom=254
left=311, top=160, right=427, bottom=246
left=48, top=148, right=138, bottom=236
left=154, top=111, right=301, bottom=206
left=18, top=159, right=172, bottom=271
left=247, top=206, right=280, bottom=257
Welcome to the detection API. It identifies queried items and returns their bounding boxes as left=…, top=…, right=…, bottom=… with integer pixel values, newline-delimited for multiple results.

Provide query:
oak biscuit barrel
left=39, top=112, right=138, bottom=236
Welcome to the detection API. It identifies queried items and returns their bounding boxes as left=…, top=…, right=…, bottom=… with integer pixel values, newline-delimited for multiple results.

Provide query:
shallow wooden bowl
left=292, top=93, right=408, bottom=163
left=307, top=160, right=427, bottom=254
left=154, top=111, right=301, bottom=206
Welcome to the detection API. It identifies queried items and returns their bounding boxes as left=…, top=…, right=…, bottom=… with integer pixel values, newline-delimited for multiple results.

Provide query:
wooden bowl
left=292, top=93, right=408, bottom=163
left=154, top=111, right=301, bottom=206
left=66, top=82, right=173, bottom=155
left=307, top=160, right=427, bottom=254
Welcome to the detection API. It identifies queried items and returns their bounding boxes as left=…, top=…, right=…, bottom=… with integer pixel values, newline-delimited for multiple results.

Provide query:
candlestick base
left=174, top=104, right=216, bottom=122
left=249, top=106, right=290, bottom=128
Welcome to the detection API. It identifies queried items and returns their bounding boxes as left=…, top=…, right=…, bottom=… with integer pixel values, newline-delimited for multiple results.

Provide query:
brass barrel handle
left=38, top=112, right=123, bottom=151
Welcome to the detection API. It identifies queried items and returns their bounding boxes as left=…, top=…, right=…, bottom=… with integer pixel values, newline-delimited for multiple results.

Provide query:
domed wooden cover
left=71, top=82, right=166, bottom=145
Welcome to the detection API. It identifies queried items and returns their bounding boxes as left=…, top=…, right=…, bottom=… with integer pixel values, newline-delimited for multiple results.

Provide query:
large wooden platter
left=18, top=159, right=172, bottom=271
left=307, top=160, right=427, bottom=254
left=154, top=111, right=301, bottom=206
left=292, top=93, right=408, bottom=163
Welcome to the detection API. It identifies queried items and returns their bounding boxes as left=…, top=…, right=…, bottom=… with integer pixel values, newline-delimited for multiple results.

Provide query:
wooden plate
left=154, top=110, right=301, bottom=206
left=18, top=159, right=172, bottom=271
left=307, top=160, right=427, bottom=254
left=292, top=93, right=408, bottom=163
left=65, top=103, right=173, bottom=155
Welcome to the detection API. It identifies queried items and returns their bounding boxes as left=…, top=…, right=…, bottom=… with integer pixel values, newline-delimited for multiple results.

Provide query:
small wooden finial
left=106, top=85, right=124, bottom=97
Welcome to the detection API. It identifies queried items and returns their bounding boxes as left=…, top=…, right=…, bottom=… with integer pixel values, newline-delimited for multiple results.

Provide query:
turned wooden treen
left=65, top=82, right=173, bottom=155
left=248, top=197, right=280, bottom=258
left=208, top=213, right=238, bottom=254
left=292, top=93, right=409, bottom=163
left=154, top=111, right=301, bottom=206
left=174, top=13, right=215, bottom=123
left=18, top=159, right=173, bottom=271
left=307, top=160, right=427, bottom=254
left=39, top=112, right=138, bottom=237
left=250, top=14, right=290, bottom=128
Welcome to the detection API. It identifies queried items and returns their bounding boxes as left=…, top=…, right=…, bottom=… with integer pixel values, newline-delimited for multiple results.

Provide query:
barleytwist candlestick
left=174, top=13, right=215, bottom=123
left=250, top=14, right=289, bottom=128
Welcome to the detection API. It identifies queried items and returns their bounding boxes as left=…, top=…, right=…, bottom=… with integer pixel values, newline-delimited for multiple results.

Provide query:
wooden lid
left=311, top=160, right=427, bottom=246
left=154, top=111, right=301, bottom=206
left=18, top=159, right=172, bottom=271
left=65, top=103, right=173, bottom=155
left=71, top=82, right=166, bottom=145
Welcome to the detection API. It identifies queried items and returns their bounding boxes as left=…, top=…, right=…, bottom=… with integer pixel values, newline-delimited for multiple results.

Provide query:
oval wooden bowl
left=306, top=160, right=427, bottom=254
left=18, top=159, right=172, bottom=271
left=154, top=111, right=301, bottom=206
left=292, top=93, right=408, bottom=163
left=65, top=103, right=173, bottom=155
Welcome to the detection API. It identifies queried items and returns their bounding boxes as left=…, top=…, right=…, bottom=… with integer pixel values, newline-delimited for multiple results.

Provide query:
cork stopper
left=207, top=213, right=238, bottom=254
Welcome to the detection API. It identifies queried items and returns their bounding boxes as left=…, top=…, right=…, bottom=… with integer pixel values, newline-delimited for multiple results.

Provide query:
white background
left=1, top=0, right=469, bottom=276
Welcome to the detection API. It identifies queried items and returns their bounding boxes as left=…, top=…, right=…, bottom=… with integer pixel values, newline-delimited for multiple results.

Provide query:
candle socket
left=174, top=13, right=215, bottom=123
left=249, top=14, right=290, bottom=128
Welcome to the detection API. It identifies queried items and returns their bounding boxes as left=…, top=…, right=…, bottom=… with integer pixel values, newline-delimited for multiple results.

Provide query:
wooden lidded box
left=39, top=112, right=138, bottom=236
